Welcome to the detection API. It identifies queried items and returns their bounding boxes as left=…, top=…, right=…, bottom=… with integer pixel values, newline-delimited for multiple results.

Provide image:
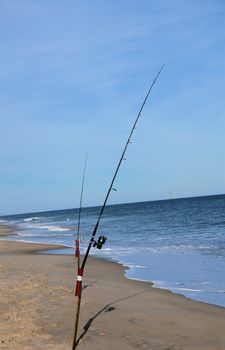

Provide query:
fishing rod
left=75, top=153, right=88, bottom=262
left=72, top=153, right=88, bottom=349
left=72, top=65, right=164, bottom=349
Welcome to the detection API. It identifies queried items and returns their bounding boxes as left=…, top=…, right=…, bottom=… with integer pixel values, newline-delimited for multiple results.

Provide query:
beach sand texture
left=1, top=225, right=225, bottom=349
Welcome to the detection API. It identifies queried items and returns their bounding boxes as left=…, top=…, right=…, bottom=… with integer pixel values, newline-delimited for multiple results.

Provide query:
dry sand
left=1, top=225, right=225, bottom=350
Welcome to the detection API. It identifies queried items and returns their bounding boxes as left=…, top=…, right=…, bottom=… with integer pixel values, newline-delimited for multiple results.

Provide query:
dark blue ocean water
left=1, top=194, right=225, bottom=308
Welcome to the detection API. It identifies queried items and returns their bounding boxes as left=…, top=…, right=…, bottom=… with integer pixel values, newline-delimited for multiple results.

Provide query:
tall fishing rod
left=72, top=153, right=88, bottom=350
left=72, top=65, right=164, bottom=349
left=81, top=64, right=164, bottom=270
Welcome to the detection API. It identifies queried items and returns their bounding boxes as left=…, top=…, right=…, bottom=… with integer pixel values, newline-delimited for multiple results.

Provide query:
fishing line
left=75, top=153, right=88, bottom=260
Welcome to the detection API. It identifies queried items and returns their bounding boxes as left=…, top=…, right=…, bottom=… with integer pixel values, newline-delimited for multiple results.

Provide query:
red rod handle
left=75, top=268, right=83, bottom=297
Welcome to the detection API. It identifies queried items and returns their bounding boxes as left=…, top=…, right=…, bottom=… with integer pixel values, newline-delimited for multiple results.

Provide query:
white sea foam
left=23, top=217, right=42, bottom=222
left=17, top=232, right=37, bottom=237
left=123, top=262, right=147, bottom=269
left=27, top=224, right=70, bottom=232
left=152, top=282, right=225, bottom=295
left=174, top=287, right=225, bottom=294
left=174, top=287, right=204, bottom=293
left=152, top=280, right=168, bottom=288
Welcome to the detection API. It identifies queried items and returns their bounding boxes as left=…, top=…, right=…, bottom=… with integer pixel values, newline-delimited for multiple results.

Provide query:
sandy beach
left=1, top=225, right=225, bottom=350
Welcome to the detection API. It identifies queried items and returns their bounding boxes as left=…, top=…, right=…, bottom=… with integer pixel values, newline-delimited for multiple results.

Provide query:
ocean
left=1, top=194, right=225, bottom=308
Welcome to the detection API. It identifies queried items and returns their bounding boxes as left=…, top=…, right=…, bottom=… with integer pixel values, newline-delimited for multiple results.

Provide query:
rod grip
left=75, top=268, right=83, bottom=297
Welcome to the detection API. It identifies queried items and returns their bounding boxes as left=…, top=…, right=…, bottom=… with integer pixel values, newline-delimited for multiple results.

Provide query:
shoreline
left=1, top=224, right=225, bottom=310
left=1, top=225, right=225, bottom=348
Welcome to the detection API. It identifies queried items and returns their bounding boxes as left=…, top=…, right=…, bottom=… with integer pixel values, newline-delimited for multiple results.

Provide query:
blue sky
left=1, top=0, right=225, bottom=215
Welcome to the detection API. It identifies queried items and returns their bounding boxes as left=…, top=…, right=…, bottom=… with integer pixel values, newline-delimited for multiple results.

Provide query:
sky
left=1, top=0, right=225, bottom=215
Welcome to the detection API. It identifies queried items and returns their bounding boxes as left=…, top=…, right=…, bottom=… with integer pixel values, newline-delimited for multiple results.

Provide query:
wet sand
left=1, top=225, right=225, bottom=349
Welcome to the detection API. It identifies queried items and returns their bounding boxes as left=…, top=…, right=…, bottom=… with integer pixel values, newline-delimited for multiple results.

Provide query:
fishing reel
left=93, top=235, right=107, bottom=249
